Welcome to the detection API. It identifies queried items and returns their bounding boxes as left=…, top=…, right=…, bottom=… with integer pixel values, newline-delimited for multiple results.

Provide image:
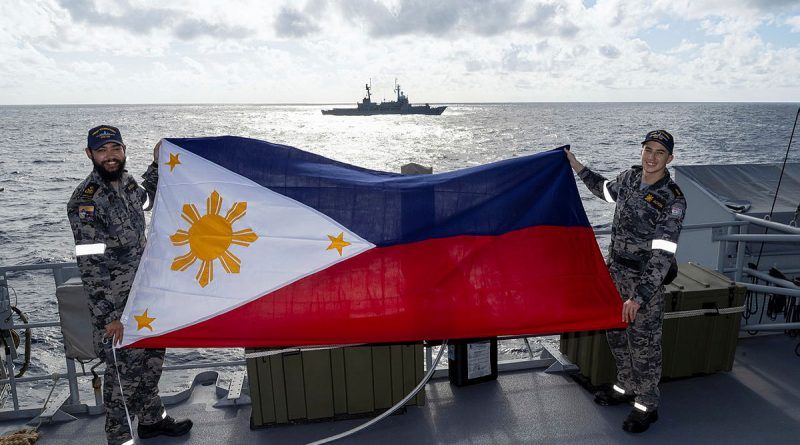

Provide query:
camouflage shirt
left=67, top=164, right=158, bottom=335
left=578, top=165, right=686, bottom=304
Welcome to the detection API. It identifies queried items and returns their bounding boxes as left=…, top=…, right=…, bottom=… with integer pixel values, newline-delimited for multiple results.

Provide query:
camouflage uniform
left=67, top=164, right=166, bottom=445
left=578, top=165, right=686, bottom=410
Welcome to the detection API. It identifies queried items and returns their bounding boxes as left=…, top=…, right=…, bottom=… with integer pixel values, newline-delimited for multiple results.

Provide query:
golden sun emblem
left=170, top=190, right=258, bottom=287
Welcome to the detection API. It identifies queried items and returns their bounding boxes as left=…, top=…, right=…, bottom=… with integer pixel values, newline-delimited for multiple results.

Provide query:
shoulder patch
left=78, top=205, right=95, bottom=220
left=80, top=183, right=98, bottom=199
left=668, top=183, right=683, bottom=198
left=670, top=205, right=684, bottom=218
left=644, top=192, right=666, bottom=209
left=125, top=181, right=137, bottom=192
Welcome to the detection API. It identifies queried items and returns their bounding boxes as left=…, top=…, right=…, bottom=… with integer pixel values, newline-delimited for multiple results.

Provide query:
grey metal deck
left=3, top=333, right=798, bottom=445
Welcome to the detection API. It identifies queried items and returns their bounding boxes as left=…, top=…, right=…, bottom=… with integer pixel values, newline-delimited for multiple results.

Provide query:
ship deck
left=2, top=333, right=798, bottom=445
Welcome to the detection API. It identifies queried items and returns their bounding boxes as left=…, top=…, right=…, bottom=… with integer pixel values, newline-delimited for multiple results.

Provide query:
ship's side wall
left=674, top=169, right=735, bottom=271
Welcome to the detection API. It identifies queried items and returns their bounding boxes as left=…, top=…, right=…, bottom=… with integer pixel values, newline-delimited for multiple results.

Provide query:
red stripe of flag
left=129, top=226, right=623, bottom=348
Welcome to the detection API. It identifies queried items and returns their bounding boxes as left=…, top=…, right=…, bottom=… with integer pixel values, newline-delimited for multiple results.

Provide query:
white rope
left=663, top=305, right=745, bottom=319
left=306, top=341, right=448, bottom=445
left=110, top=344, right=137, bottom=445
left=243, top=344, right=365, bottom=360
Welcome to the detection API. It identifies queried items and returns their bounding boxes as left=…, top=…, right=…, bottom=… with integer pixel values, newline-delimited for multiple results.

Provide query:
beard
left=92, top=155, right=127, bottom=182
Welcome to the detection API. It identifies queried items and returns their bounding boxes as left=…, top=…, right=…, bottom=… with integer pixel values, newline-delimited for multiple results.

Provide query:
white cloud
left=180, top=57, right=205, bottom=74
left=69, top=61, right=116, bottom=74
left=660, top=0, right=800, bottom=18
left=668, top=39, right=699, bottom=54
left=274, top=7, right=321, bottom=37
left=700, top=16, right=761, bottom=36
left=0, top=0, right=799, bottom=103
left=788, top=15, right=800, bottom=31
left=0, top=0, right=61, bottom=44
left=599, top=44, right=622, bottom=58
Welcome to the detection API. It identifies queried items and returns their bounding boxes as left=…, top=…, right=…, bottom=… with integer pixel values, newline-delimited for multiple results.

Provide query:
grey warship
left=322, top=81, right=446, bottom=116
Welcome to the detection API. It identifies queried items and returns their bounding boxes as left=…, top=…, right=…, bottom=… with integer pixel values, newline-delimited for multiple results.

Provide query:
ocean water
left=1, top=102, right=798, bottom=405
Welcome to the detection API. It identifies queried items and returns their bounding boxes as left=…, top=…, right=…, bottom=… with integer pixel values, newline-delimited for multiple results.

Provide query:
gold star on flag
left=165, top=153, right=182, bottom=171
left=326, top=232, right=351, bottom=256
left=134, top=309, right=156, bottom=331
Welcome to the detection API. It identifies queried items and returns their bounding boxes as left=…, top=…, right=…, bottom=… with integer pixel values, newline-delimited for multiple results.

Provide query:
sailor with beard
left=67, top=125, right=192, bottom=445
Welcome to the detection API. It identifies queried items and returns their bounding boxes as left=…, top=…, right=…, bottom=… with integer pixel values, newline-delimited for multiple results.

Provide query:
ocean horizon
left=2, top=100, right=799, bottom=107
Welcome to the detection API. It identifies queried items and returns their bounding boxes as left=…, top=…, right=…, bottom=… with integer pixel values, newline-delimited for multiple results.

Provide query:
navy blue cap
left=641, top=130, right=674, bottom=154
left=87, top=125, right=124, bottom=150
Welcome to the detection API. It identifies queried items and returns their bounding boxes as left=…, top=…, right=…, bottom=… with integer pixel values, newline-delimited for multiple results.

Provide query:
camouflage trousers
left=606, top=263, right=666, bottom=410
left=102, top=343, right=166, bottom=445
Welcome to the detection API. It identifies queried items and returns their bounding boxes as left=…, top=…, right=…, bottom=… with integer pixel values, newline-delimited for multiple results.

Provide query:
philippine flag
left=120, top=136, right=623, bottom=348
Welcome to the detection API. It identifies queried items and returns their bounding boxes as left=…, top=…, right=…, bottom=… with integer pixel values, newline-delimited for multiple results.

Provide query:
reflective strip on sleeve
left=602, top=181, right=615, bottom=203
left=613, top=384, right=626, bottom=394
left=634, top=402, right=648, bottom=412
left=652, top=239, right=677, bottom=253
left=75, top=243, right=106, bottom=256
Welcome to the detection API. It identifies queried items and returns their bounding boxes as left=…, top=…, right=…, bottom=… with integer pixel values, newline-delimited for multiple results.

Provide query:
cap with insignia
left=641, top=130, right=674, bottom=154
left=88, top=125, right=124, bottom=150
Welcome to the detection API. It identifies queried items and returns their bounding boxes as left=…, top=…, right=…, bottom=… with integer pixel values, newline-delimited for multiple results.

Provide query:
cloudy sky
left=2, top=0, right=800, bottom=104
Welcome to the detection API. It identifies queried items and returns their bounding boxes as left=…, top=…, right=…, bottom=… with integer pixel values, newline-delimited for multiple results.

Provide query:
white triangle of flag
left=120, top=140, right=375, bottom=346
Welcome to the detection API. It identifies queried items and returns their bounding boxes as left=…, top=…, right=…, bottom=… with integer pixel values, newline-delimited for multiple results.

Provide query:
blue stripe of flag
left=166, top=136, right=590, bottom=246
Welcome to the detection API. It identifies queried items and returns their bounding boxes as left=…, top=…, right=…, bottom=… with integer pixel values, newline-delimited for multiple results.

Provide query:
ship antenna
left=754, top=105, right=800, bottom=268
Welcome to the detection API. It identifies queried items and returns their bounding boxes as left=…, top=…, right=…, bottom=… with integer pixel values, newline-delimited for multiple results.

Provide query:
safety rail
left=0, top=263, right=82, bottom=412
left=710, top=214, right=800, bottom=333
left=0, top=263, right=250, bottom=417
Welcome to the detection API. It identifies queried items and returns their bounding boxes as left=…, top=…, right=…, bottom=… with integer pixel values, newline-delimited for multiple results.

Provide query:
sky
left=1, top=0, right=800, bottom=104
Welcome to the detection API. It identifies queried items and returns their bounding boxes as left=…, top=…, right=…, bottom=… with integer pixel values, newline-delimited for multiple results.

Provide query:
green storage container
left=559, top=262, right=746, bottom=387
left=558, top=330, right=617, bottom=386
left=662, top=262, right=746, bottom=377
left=246, top=343, right=424, bottom=428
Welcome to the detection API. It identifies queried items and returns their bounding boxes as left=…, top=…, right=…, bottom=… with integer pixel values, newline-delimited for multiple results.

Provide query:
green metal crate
left=560, top=263, right=746, bottom=387
left=662, top=263, right=747, bottom=377
left=247, top=343, right=424, bottom=428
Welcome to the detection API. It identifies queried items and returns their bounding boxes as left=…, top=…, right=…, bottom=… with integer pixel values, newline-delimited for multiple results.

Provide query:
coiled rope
left=0, top=430, right=39, bottom=445
left=0, top=374, right=60, bottom=444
